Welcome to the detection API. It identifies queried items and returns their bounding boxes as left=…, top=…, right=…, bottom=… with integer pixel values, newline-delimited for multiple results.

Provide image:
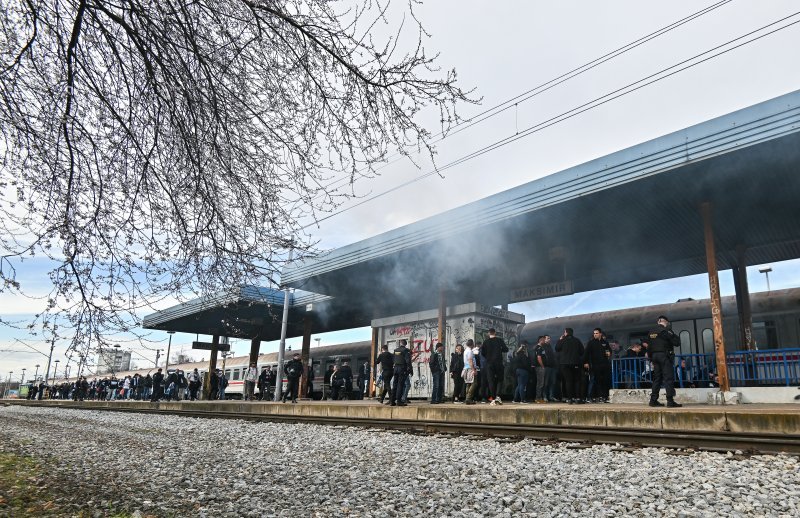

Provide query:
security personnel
left=648, top=315, right=682, bottom=407
left=390, top=339, right=412, bottom=406
left=375, top=344, right=394, bottom=404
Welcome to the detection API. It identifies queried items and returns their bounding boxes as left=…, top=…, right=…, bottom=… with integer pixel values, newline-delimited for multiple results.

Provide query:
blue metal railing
left=611, top=348, right=800, bottom=389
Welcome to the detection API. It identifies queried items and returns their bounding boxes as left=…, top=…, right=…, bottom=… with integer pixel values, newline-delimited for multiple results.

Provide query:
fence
left=611, top=348, right=800, bottom=389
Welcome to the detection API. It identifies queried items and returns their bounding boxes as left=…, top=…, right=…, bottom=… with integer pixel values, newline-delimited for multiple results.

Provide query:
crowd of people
left=24, top=318, right=706, bottom=407
left=377, top=317, right=703, bottom=407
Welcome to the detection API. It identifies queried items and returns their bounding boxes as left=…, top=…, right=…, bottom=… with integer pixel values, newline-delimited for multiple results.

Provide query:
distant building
left=96, top=349, right=132, bottom=375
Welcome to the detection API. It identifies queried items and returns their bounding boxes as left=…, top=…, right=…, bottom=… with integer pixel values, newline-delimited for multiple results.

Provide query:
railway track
left=11, top=402, right=800, bottom=456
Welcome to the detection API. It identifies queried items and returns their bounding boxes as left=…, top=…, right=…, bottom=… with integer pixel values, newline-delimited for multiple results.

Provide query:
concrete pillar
left=701, top=203, right=730, bottom=392
left=203, top=334, right=219, bottom=400
left=300, top=314, right=311, bottom=398
left=733, top=245, right=755, bottom=351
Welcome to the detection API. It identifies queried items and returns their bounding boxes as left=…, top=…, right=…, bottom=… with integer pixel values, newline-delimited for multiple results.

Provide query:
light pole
left=165, top=331, right=175, bottom=373
left=52, top=360, right=60, bottom=383
left=154, top=349, right=163, bottom=368
left=759, top=267, right=773, bottom=292
left=34, top=364, right=40, bottom=382
left=20, top=368, right=26, bottom=385
left=314, top=338, right=321, bottom=348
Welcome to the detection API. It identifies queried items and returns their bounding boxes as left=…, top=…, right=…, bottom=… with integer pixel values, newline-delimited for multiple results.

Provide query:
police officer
left=390, top=339, right=411, bottom=406
left=648, top=315, right=682, bottom=407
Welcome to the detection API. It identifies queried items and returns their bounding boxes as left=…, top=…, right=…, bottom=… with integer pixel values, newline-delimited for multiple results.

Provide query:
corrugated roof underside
left=283, top=91, right=800, bottom=283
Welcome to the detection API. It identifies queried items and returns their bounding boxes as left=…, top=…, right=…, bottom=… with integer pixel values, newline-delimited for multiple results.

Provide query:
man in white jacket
left=244, top=362, right=258, bottom=401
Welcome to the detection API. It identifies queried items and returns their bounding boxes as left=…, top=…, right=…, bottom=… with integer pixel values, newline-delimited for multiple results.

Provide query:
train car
left=519, top=288, right=800, bottom=355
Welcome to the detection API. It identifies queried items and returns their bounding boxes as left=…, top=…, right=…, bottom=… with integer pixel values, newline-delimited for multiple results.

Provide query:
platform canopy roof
left=281, top=90, right=800, bottom=324
left=144, top=90, right=800, bottom=340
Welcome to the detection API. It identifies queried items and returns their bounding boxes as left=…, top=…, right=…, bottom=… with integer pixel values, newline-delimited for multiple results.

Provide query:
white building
left=96, top=349, right=132, bottom=375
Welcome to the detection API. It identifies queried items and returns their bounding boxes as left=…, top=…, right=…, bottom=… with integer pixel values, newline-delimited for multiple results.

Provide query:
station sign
left=191, top=341, right=231, bottom=352
left=509, top=280, right=574, bottom=303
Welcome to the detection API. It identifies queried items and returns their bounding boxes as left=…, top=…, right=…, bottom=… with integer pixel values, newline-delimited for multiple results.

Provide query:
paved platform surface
left=6, top=399, right=800, bottom=435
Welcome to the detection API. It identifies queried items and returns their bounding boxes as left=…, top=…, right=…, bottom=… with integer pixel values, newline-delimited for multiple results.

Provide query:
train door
left=670, top=320, right=696, bottom=356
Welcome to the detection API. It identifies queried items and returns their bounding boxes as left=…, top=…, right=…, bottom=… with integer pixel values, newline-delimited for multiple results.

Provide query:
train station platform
left=6, top=399, right=800, bottom=437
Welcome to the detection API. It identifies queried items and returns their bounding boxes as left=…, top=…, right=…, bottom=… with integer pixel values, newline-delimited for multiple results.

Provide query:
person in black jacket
left=390, top=340, right=412, bottom=406
left=356, top=362, right=369, bottom=400
left=151, top=368, right=164, bottom=402
left=480, top=328, right=508, bottom=404
left=556, top=328, right=584, bottom=404
left=449, top=344, right=465, bottom=403
left=648, top=316, right=682, bottom=407
left=583, top=328, right=611, bottom=403
left=375, top=345, right=394, bottom=404
left=429, top=342, right=447, bottom=404
left=283, top=353, right=304, bottom=403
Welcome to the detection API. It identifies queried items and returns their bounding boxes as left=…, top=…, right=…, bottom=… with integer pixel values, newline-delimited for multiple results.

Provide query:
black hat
left=657, top=315, right=669, bottom=322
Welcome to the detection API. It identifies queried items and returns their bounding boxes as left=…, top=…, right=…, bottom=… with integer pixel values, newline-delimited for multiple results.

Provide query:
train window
left=701, top=328, right=714, bottom=354
left=679, top=331, right=691, bottom=355
left=225, top=369, right=232, bottom=380
left=752, top=321, right=778, bottom=349
left=232, top=369, right=240, bottom=381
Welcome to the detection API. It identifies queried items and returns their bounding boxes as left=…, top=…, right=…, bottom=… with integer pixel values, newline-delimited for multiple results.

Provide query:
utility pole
left=154, top=349, right=162, bottom=368
left=44, top=337, right=55, bottom=387
left=165, top=331, right=175, bottom=373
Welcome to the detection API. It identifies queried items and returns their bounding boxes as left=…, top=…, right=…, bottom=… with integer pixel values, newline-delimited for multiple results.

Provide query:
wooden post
left=701, top=203, right=730, bottom=392
left=203, top=334, right=220, bottom=400
left=368, top=327, right=378, bottom=398
left=300, top=314, right=311, bottom=398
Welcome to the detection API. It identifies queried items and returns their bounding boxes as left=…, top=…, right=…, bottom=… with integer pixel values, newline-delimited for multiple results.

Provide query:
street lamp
left=314, top=338, right=321, bottom=348
left=34, top=364, right=40, bottom=382
left=21, top=368, right=26, bottom=385
left=52, top=360, right=60, bottom=383
left=759, top=267, right=773, bottom=292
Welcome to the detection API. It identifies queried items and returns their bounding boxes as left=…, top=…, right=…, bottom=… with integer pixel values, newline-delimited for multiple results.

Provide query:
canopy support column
left=437, top=289, right=446, bottom=345
left=248, top=336, right=261, bottom=367
left=203, top=334, right=219, bottom=400
left=300, top=314, right=311, bottom=399
left=733, top=245, right=755, bottom=351
left=701, top=202, right=730, bottom=392
left=369, top=327, right=378, bottom=398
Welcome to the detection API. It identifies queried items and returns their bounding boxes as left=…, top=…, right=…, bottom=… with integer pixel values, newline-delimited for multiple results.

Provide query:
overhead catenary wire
left=307, top=0, right=735, bottom=208
left=307, top=11, right=800, bottom=226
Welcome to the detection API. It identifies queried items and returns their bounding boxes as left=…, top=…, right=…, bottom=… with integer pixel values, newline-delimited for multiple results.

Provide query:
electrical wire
left=307, top=0, right=735, bottom=208
left=307, top=12, right=800, bottom=225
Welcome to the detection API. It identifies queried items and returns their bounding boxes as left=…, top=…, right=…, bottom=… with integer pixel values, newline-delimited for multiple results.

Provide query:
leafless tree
left=0, top=1, right=473, bottom=357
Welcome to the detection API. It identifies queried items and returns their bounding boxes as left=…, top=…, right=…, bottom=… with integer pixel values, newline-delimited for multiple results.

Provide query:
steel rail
left=8, top=402, right=800, bottom=456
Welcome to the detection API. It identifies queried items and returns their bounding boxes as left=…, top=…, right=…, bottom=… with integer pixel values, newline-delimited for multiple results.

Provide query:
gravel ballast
left=0, top=405, right=798, bottom=517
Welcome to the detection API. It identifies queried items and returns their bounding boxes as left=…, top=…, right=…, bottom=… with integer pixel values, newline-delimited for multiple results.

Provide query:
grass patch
left=0, top=451, right=67, bottom=516
left=0, top=451, right=147, bottom=517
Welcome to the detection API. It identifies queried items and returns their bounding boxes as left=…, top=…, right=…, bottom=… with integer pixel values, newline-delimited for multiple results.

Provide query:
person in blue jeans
left=429, top=342, right=447, bottom=404
left=513, top=345, right=531, bottom=403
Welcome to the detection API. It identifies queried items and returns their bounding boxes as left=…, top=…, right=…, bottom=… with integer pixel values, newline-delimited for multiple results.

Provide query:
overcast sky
left=2, top=0, right=800, bottom=379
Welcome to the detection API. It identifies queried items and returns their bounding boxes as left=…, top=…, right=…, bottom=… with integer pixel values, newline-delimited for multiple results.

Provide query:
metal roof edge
left=141, top=285, right=330, bottom=328
left=283, top=89, right=800, bottom=284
